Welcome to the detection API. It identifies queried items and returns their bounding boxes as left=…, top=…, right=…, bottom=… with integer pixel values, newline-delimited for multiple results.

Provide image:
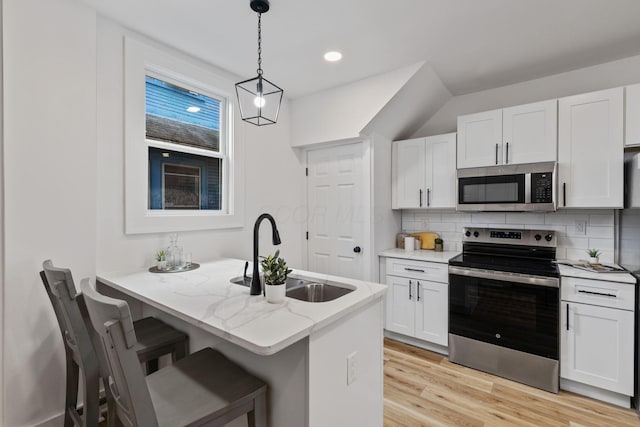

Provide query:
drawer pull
left=404, top=268, right=425, bottom=273
left=577, top=289, right=617, bottom=298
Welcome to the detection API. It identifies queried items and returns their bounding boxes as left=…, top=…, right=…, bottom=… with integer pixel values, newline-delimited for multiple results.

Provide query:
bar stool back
left=80, top=278, right=267, bottom=427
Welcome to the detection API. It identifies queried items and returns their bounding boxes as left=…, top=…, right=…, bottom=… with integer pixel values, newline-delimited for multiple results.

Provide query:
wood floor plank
left=384, top=338, right=640, bottom=427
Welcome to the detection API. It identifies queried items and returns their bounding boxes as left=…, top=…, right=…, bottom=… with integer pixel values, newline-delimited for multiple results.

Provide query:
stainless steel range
left=448, top=227, right=560, bottom=393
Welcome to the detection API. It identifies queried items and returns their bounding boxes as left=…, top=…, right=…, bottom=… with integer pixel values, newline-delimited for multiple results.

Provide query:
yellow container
left=410, top=232, right=440, bottom=250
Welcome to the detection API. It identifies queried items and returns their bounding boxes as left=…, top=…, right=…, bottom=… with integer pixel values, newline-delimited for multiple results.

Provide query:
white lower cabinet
left=560, top=277, right=635, bottom=397
left=385, top=259, right=448, bottom=347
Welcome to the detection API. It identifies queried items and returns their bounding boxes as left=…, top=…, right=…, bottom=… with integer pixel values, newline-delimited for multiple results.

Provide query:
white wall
left=361, top=64, right=451, bottom=141
left=0, top=4, right=305, bottom=426
left=402, top=209, right=616, bottom=263
left=2, top=0, right=97, bottom=425
left=96, top=18, right=305, bottom=275
left=290, top=63, right=421, bottom=147
left=414, top=54, right=640, bottom=136
left=370, top=133, right=401, bottom=281
left=0, top=0, right=4, bottom=421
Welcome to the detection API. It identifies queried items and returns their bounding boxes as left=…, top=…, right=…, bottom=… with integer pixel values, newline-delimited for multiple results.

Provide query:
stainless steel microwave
left=457, top=162, right=556, bottom=212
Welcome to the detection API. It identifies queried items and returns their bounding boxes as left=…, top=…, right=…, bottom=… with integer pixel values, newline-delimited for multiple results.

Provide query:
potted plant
left=434, top=238, right=444, bottom=252
left=155, top=249, right=167, bottom=270
left=587, top=248, right=601, bottom=264
left=260, top=250, right=293, bottom=303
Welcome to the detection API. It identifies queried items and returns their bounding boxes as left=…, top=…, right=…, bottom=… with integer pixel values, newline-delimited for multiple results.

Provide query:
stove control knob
left=545, top=234, right=553, bottom=242
left=534, top=234, right=542, bottom=241
left=465, top=231, right=471, bottom=237
left=473, top=231, right=479, bottom=238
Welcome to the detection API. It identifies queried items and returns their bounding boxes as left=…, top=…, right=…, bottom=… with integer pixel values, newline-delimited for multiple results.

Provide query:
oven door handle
left=448, top=266, right=559, bottom=288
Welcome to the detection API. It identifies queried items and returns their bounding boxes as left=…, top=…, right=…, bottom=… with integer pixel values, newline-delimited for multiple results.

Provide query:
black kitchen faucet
left=251, top=213, right=281, bottom=295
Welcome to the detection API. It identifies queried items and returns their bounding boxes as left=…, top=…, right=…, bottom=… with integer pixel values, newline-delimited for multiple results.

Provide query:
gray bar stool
left=80, top=277, right=267, bottom=427
left=41, top=260, right=189, bottom=426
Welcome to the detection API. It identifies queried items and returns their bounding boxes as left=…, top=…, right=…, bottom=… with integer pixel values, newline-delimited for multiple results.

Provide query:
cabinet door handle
left=404, top=268, right=425, bottom=272
left=577, top=289, right=617, bottom=298
left=417, top=282, right=421, bottom=301
left=409, top=280, right=412, bottom=300
left=505, top=142, right=509, bottom=164
left=419, top=189, right=423, bottom=207
left=563, top=183, right=567, bottom=207
left=566, top=303, right=569, bottom=331
left=495, top=143, right=499, bottom=165
left=427, top=188, right=431, bottom=207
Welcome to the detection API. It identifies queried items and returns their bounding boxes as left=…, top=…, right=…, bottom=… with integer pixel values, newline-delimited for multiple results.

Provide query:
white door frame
left=304, top=139, right=372, bottom=281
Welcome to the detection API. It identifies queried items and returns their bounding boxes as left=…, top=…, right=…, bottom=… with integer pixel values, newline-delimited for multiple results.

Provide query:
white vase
left=588, top=256, right=600, bottom=264
left=157, top=260, right=167, bottom=270
left=265, top=283, right=286, bottom=303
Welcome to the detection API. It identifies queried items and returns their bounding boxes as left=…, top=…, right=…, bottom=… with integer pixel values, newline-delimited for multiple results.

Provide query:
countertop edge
left=97, top=259, right=387, bottom=356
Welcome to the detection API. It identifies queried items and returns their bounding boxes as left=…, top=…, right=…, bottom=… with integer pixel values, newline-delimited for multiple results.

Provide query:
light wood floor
left=384, top=338, right=640, bottom=427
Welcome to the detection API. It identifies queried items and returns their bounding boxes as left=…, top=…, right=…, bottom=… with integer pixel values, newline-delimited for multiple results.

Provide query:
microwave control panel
left=531, top=172, right=553, bottom=203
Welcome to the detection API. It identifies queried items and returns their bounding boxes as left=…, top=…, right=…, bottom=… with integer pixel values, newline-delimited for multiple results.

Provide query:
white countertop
left=557, top=263, right=637, bottom=285
left=379, top=248, right=460, bottom=263
left=97, top=258, right=387, bottom=356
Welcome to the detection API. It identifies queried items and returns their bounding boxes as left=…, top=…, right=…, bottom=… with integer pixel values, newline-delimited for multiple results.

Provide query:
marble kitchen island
left=97, top=258, right=387, bottom=427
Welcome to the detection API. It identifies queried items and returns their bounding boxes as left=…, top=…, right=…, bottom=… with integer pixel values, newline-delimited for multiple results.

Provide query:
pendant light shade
left=235, top=0, right=283, bottom=126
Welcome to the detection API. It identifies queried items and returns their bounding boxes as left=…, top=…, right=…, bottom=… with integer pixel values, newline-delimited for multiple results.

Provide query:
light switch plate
left=574, top=220, right=587, bottom=235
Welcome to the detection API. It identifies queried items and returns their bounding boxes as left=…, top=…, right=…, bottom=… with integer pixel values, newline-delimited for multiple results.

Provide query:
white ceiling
left=81, top=0, right=640, bottom=99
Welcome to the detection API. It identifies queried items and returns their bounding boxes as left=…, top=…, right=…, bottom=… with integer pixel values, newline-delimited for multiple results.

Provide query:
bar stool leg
left=64, top=358, right=78, bottom=427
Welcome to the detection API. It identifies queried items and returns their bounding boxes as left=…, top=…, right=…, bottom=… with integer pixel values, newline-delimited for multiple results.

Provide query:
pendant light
left=235, top=0, right=283, bottom=126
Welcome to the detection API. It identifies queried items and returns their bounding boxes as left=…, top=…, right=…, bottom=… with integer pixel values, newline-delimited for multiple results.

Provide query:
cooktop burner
left=451, top=227, right=559, bottom=278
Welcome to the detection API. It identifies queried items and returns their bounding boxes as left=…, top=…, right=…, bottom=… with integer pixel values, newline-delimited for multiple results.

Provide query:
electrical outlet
left=347, top=351, right=357, bottom=385
left=574, top=220, right=587, bottom=235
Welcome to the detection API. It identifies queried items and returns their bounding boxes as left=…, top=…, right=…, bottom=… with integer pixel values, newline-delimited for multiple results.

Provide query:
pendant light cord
left=257, top=13, right=263, bottom=76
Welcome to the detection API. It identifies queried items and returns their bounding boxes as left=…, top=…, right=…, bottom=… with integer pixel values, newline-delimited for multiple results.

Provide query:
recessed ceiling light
left=324, top=51, right=343, bottom=62
left=187, top=106, right=201, bottom=113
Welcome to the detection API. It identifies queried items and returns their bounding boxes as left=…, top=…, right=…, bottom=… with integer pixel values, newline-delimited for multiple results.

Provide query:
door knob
left=353, top=246, right=361, bottom=253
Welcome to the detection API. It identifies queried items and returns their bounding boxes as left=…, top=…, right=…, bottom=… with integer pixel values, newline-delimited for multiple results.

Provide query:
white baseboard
left=384, top=330, right=449, bottom=356
left=560, top=378, right=632, bottom=408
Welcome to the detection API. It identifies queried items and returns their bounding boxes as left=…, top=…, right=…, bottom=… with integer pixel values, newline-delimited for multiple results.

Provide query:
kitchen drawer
left=385, top=258, right=448, bottom=283
left=561, top=277, right=635, bottom=311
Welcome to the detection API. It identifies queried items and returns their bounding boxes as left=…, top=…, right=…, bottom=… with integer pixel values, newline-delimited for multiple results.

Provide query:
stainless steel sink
left=286, top=282, right=354, bottom=303
left=231, top=274, right=355, bottom=302
left=230, top=275, right=315, bottom=289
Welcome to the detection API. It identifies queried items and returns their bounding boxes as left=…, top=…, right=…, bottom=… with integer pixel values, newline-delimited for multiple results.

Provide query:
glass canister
left=396, top=233, right=408, bottom=249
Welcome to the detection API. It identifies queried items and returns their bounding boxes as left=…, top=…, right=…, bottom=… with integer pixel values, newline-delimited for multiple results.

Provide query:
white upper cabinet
left=392, top=138, right=426, bottom=209
left=425, top=133, right=457, bottom=208
left=392, top=133, right=456, bottom=209
left=558, top=87, right=624, bottom=208
left=502, top=100, right=558, bottom=165
left=457, top=109, right=502, bottom=169
left=457, top=101, right=557, bottom=169
left=626, top=83, right=640, bottom=147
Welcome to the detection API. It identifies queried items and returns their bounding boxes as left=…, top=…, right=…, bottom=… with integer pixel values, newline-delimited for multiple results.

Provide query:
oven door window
left=449, top=273, right=558, bottom=359
left=458, top=174, right=525, bottom=204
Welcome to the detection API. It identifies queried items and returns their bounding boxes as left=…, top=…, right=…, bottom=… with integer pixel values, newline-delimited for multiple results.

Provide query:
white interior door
left=307, top=143, right=366, bottom=280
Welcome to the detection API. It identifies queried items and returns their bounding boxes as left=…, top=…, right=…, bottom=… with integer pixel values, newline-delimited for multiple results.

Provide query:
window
left=124, top=36, right=244, bottom=234
left=145, top=76, right=223, bottom=211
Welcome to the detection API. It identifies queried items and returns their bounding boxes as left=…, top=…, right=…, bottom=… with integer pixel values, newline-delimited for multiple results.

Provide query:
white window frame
left=124, top=36, right=244, bottom=234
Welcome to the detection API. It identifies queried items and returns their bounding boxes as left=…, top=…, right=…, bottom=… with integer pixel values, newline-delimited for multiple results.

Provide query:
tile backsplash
left=402, top=209, right=615, bottom=262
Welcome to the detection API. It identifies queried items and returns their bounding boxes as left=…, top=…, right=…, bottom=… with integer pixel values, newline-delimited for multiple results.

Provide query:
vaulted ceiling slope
left=81, top=0, right=640, bottom=99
